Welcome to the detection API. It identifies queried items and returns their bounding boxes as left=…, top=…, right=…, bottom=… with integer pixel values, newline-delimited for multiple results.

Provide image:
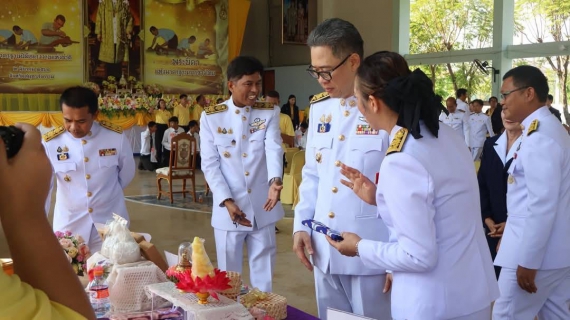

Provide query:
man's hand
left=491, top=222, right=506, bottom=238
left=264, top=179, right=283, bottom=211
left=293, top=231, right=314, bottom=271
left=340, top=163, right=377, bottom=205
left=485, top=218, right=497, bottom=235
left=57, top=30, right=66, bottom=37
left=326, top=232, right=362, bottom=257
left=224, top=200, right=252, bottom=227
left=383, top=273, right=393, bottom=293
left=516, top=265, right=538, bottom=293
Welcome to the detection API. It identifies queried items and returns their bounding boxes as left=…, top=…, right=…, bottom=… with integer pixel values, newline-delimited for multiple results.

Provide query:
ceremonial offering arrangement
left=55, top=230, right=91, bottom=276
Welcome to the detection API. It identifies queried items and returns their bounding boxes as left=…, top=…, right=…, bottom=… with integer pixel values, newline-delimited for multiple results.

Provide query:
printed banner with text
left=143, top=0, right=228, bottom=94
left=0, top=0, right=83, bottom=93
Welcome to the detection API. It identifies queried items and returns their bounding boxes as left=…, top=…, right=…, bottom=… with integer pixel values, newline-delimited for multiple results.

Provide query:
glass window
left=514, top=0, right=570, bottom=44
left=409, top=0, right=494, bottom=54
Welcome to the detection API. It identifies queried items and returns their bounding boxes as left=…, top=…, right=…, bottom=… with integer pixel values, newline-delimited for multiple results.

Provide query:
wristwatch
left=269, top=177, right=283, bottom=186
left=220, top=198, right=234, bottom=207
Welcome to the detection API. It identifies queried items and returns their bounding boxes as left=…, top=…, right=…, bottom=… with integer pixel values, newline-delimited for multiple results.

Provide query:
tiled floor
left=0, top=164, right=318, bottom=316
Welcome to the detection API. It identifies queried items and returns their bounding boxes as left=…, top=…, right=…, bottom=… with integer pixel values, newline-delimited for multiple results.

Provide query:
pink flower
left=79, top=244, right=91, bottom=258
left=59, top=238, right=73, bottom=248
left=74, top=235, right=85, bottom=245
left=77, top=255, right=84, bottom=262
left=54, top=231, right=64, bottom=238
left=65, top=231, right=72, bottom=237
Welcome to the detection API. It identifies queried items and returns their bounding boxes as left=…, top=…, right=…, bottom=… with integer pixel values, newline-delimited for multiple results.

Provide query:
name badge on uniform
left=99, top=148, right=117, bottom=156
left=249, top=118, right=267, bottom=134
left=355, top=124, right=379, bottom=135
left=56, top=145, right=69, bottom=161
left=317, top=114, right=332, bottom=133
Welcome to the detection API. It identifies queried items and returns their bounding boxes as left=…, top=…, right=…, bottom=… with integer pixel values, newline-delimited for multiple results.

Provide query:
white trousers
left=472, top=147, right=483, bottom=161
left=214, top=223, right=276, bottom=293
left=89, top=224, right=103, bottom=254
left=493, top=267, right=570, bottom=320
left=314, top=267, right=391, bottom=320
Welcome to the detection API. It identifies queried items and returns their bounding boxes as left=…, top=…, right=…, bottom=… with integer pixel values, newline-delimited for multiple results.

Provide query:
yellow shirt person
left=154, top=109, right=172, bottom=124
left=279, top=113, right=295, bottom=148
left=191, top=104, right=203, bottom=122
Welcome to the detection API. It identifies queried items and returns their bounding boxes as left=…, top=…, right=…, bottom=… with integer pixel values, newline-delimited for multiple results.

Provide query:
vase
left=196, top=291, right=210, bottom=305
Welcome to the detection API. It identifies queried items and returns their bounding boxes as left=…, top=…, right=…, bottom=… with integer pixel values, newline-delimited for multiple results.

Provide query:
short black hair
left=189, top=120, right=199, bottom=128
left=503, top=65, right=549, bottom=103
left=150, top=26, right=157, bottom=32
left=12, top=26, right=21, bottom=32
left=179, top=94, right=188, bottom=99
left=148, top=121, right=157, bottom=128
left=168, top=116, right=179, bottom=123
left=307, top=18, right=364, bottom=59
left=60, top=86, right=98, bottom=114
left=227, top=56, right=264, bottom=81
left=547, top=94, right=554, bottom=101
left=196, top=94, right=204, bottom=102
left=267, top=90, right=280, bottom=99
left=472, top=99, right=484, bottom=106
left=300, top=122, right=308, bottom=129
left=55, top=15, right=66, bottom=22
left=456, top=88, right=467, bottom=98
left=489, top=96, right=498, bottom=102
left=189, top=35, right=196, bottom=41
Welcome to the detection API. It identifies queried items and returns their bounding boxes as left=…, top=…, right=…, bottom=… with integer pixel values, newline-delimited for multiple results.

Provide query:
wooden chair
left=156, top=133, right=198, bottom=204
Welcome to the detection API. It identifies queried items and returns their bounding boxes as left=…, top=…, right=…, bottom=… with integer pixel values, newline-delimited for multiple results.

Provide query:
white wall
left=267, top=65, right=323, bottom=110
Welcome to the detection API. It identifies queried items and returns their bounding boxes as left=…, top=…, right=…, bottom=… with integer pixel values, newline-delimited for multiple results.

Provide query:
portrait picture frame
left=281, top=0, right=311, bottom=45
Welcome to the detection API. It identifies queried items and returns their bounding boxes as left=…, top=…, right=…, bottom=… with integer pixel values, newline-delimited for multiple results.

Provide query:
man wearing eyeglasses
left=292, top=18, right=391, bottom=320
left=493, top=65, right=570, bottom=319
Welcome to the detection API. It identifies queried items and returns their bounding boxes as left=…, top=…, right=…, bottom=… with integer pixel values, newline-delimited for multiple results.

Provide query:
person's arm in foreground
left=0, top=123, right=95, bottom=320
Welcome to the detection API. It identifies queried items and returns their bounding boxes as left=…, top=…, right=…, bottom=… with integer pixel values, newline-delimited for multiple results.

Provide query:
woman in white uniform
left=327, top=51, right=499, bottom=320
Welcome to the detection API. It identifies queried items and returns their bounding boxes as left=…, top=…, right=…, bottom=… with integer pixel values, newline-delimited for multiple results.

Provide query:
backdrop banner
left=0, top=0, right=84, bottom=93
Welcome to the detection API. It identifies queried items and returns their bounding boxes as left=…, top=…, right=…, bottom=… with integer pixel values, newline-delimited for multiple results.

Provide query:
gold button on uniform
left=242, top=153, right=247, bottom=158
left=335, top=160, right=341, bottom=167
left=344, top=110, right=350, bottom=117
left=88, top=208, right=93, bottom=213
left=85, top=174, right=91, bottom=179
left=339, top=135, right=345, bottom=141
left=223, top=151, right=231, bottom=158
left=235, top=109, right=240, bottom=114
left=81, top=139, right=87, bottom=145
left=242, top=135, right=247, bottom=140
left=242, top=116, right=247, bottom=121
left=245, top=171, right=250, bottom=176
left=328, top=212, right=335, bottom=218
left=87, top=131, right=92, bottom=137
left=247, top=189, right=252, bottom=193
left=245, top=107, right=250, bottom=112
left=84, top=157, right=89, bottom=162
left=87, top=192, right=92, bottom=197
left=332, top=187, right=338, bottom=193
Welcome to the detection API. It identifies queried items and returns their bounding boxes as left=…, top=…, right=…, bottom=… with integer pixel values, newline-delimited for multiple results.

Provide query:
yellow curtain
left=228, top=0, right=251, bottom=62
left=0, top=94, right=61, bottom=112
left=0, top=111, right=154, bottom=130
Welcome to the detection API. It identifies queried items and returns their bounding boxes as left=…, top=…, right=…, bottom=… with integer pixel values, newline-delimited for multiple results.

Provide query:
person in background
left=439, top=97, right=469, bottom=147
left=197, top=38, right=214, bottom=59
left=39, top=14, right=74, bottom=48
left=12, top=26, right=38, bottom=49
left=456, top=88, right=469, bottom=112
left=493, top=65, right=570, bottom=320
left=0, top=123, right=95, bottom=320
left=192, top=94, right=208, bottom=123
left=491, top=104, right=505, bottom=135
left=42, top=86, right=135, bottom=253
left=478, top=110, right=522, bottom=279
left=161, top=116, right=185, bottom=167
left=177, top=35, right=196, bottom=57
left=0, top=29, right=15, bottom=46
left=469, top=99, right=494, bottom=161
left=281, top=94, right=301, bottom=128
left=139, top=121, right=158, bottom=171
left=546, top=94, right=562, bottom=122
left=295, top=122, right=308, bottom=149
left=148, top=26, right=178, bottom=52
left=174, top=94, right=191, bottom=132
left=188, top=120, right=201, bottom=170
left=152, top=99, right=171, bottom=167
left=293, top=19, right=391, bottom=320
left=304, top=95, right=313, bottom=124
left=329, top=51, right=499, bottom=320
left=486, top=96, right=499, bottom=116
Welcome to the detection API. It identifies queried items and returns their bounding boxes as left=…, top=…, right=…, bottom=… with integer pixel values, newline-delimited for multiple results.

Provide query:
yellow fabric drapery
left=228, top=0, right=250, bottom=62
left=0, top=111, right=154, bottom=130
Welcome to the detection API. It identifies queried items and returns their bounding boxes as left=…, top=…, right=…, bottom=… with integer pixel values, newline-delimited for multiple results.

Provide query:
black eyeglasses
left=500, top=86, right=530, bottom=100
left=306, top=54, right=352, bottom=81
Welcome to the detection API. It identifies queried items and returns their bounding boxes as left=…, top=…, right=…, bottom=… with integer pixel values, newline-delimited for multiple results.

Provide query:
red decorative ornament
left=173, top=268, right=232, bottom=301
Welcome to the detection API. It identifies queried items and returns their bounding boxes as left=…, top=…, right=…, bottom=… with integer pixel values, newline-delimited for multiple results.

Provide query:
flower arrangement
left=144, top=84, right=163, bottom=98
left=98, top=95, right=154, bottom=117
left=83, top=82, right=101, bottom=95
left=102, top=76, right=117, bottom=93
left=55, top=231, right=91, bottom=276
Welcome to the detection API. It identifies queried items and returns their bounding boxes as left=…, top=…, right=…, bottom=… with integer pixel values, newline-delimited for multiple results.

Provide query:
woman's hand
left=340, top=163, right=377, bottom=205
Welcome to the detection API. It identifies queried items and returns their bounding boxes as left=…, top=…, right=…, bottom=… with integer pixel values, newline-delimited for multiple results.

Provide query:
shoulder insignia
left=42, top=126, right=65, bottom=142
left=310, top=92, right=330, bottom=104
left=204, top=104, right=228, bottom=115
left=99, top=120, right=123, bottom=134
left=527, top=119, right=539, bottom=136
left=457, top=109, right=465, bottom=113
left=386, top=128, right=409, bottom=155
left=252, top=101, right=275, bottom=110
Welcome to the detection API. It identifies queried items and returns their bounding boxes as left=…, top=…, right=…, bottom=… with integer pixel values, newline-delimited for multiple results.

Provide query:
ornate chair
left=156, top=133, right=198, bottom=203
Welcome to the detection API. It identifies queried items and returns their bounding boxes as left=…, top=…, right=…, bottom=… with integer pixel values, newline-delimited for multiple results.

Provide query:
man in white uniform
left=493, top=65, right=570, bottom=319
left=292, top=18, right=391, bottom=320
left=440, top=96, right=469, bottom=146
left=43, top=86, right=135, bottom=253
left=468, top=99, right=494, bottom=161
left=456, top=88, right=469, bottom=113
left=200, top=56, right=284, bottom=292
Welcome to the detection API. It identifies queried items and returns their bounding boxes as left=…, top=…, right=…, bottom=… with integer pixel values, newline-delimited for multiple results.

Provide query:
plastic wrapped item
left=101, top=214, right=141, bottom=265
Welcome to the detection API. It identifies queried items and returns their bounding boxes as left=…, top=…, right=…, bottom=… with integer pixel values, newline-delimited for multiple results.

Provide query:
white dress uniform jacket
left=294, top=93, right=390, bottom=275
left=468, top=112, right=493, bottom=148
left=140, top=129, right=157, bottom=163
left=456, top=98, right=469, bottom=113
left=358, top=123, right=499, bottom=320
left=200, top=99, right=285, bottom=231
left=43, top=121, right=135, bottom=247
left=439, top=110, right=470, bottom=145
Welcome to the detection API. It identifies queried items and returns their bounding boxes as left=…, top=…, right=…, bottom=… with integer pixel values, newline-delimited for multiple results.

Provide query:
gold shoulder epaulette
left=205, top=104, right=228, bottom=115
left=386, top=128, right=408, bottom=155
left=527, top=119, right=539, bottom=136
left=252, top=101, right=274, bottom=110
left=99, top=120, right=123, bottom=134
left=310, top=92, right=330, bottom=104
left=42, top=126, right=65, bottom=142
